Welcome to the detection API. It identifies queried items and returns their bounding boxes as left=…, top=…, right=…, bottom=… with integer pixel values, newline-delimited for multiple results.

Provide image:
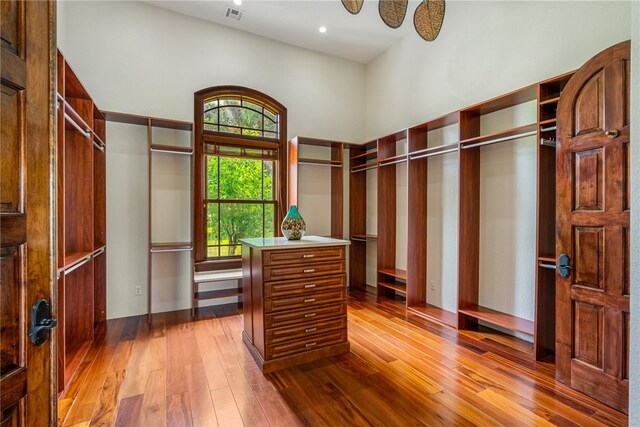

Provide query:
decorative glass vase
left=281, top=205, right=306, bottom=240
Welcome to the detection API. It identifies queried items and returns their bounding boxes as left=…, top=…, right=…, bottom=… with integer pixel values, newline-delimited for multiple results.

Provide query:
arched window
left=194, top=86, right=287, bottom=265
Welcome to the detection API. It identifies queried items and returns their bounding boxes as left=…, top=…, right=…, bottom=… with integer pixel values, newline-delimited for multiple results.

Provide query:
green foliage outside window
left=205, top=156, right=275, bottom=258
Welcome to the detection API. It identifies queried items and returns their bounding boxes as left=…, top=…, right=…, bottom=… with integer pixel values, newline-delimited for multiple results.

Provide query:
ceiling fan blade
left=379, top=0, right=408, bottom=29
left=414, top=0, right=445, bottom=41
left=342, top=0, right=364, bottom=15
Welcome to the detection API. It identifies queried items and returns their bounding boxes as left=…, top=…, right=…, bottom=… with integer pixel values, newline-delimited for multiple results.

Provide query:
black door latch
left=558, top=253, right=572, bottom=279
left=27, top=299, right=57, bottom=346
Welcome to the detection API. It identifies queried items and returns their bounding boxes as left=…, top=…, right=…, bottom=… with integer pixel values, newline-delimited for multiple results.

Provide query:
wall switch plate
left=135, top=286, right=142, bottom=296
left=430, top=280, right=436, bottom=291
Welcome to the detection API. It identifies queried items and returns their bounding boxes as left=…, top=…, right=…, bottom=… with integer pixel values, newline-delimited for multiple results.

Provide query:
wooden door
left=1, top=1, right=57, bottom=425
left=556, top=40, right=630, bottom=414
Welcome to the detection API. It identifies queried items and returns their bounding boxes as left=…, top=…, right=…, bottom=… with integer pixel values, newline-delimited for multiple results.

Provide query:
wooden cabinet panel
left=573, top=226, right=604, bottom=289
left=573, top=148, right=604, bottom=211
left=265, top=289, right=346, bottom=313
left=263, top=246, right=344, bottom=266
left=265, top=275, right=345, bottom=298
left=266, top=330, right=347, bottom=360
left=573, top=302, right=603, bottom=368
left=265, top=303, right=346, bottom=329
left=574, top=71, right=604, bottom=136
left=266, top=316, right=347, bottom=344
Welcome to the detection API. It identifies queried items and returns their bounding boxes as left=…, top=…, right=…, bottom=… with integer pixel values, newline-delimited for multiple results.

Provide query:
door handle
left=558, top=253, right=572, bottom=278
left=27, top=299, right=57, bottom=346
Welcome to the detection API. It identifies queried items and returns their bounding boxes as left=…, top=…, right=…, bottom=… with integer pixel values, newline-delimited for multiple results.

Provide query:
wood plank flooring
left=58, top=291, right=628, bottom=426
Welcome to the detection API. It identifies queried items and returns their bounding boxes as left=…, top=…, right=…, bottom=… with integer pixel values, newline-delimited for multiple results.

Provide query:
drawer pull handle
left=305, top=327, right=317, bottom=333
left=303, top=269, right=315, bottom=273
left=304, top=284, right=317, bottom=289
left=304, top=298, right=316, bottom=303
left=303, top=254, right=315, bottom=258
left=304, top=313, right=316, bottom=318
left=305, top=342, right=317, bottom=348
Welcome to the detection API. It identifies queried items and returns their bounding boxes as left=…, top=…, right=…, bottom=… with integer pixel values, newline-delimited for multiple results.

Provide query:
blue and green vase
left=281, top=205, right=306, bottom=240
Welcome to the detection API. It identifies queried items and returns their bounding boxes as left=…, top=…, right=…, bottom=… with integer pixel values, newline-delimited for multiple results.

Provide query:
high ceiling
left=145, top=0, right=419, bottom=64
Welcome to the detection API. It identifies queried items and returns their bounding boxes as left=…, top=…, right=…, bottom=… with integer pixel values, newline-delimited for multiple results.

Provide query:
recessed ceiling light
left=319, top=26, right=327, bottom=33
left=233, top=0, right=242, bottom=5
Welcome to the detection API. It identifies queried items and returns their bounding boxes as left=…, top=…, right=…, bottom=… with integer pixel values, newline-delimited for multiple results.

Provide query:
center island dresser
left=240, top=236, right=351, bottom=372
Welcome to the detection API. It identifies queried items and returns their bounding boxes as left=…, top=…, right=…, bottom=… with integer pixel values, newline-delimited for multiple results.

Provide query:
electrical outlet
left=429, top=280, right=436, bottom=291
left=135, top=286, right=142, bottom=296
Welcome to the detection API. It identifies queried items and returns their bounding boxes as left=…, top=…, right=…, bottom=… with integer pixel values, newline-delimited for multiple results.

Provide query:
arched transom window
left=203, top=95, right=280, bottom=140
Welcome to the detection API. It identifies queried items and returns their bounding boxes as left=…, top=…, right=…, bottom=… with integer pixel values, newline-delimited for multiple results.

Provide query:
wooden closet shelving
left=287, top=136, right=344, bottom=239
left=377, top=130, right=408, bottom=299
left=56, top=50, right=107, bottom=392
left=104, top=111, right=194, bottom=322
left=349, top=140, right=378, bottom=290
left=349, top=70, right=576, bottom=361
left=405, top=110, right=460, bottom=328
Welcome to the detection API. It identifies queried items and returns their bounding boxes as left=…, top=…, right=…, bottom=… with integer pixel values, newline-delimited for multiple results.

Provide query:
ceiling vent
left=225, top=7, right=243, bottom=21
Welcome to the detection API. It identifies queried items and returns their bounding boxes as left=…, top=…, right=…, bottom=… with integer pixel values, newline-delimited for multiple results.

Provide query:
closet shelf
left=408, top=303, right=457, bottom=328
left=539, top=96, right=560, bottom=106
left=351, top=234, right=377, bottom=242
left=196, top=288, right=243, bottom=300
left=409, top=143, right=459, bottom=160
left=378, top=153, right=407, bottom=166
left=378, top=267, right=407, bottom=281
left=350, top=147, right=378, bottom=160
left=64, top=251, right=93, bottom=270
left=459, top=123, right=537, bottom=149
left=297, top=158, right=342, bottom=167
left=459, top=305, right=534, bottom=336
left=351, top=160, right=378, bottom=173
left=539, top=118, right=557, bottom=126
left=377, top=280, right=406, bottom=293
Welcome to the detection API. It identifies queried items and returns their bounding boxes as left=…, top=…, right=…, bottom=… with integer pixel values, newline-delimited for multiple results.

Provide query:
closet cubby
left=103, top=112, right=194, bottom=322
left=349, top=140, right=378, bottom=291
left=56, top=50, right=107, bottom=392
left=377, top=130, right=408, bottom=299
left=458, top=86, right=539, bottom=356
left=287, top=137, right=344, bottom=238
left=406, top=112, right=459, bottom=327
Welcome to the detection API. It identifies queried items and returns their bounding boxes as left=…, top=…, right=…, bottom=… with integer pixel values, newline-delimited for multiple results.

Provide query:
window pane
left=265, top=109, right=277, bottom=123
left=264, top=204, right=274, bottom=237
left=263, top=131, right=277, bottom=139
left=243, top=100, right=263, bottom=113
left=264, top=118, right=276, bottom=132
left=204, top=99, right=218, bottom=111
left=219, top=99, right=241, bottom=106
left=219, top=202, right=264, bottom=248
left=206, top=156, right=219, bottom=199
left=204, top=123, right=217, bottom=132
left=206, top=203, right=219, bottom=247
left=219, top=125, right=240, bottom=134
left=204, top=110, right=218, bottom=124
left=219, top=157, right=267, bottom=200
left=207, top=246, right=219, bottom=258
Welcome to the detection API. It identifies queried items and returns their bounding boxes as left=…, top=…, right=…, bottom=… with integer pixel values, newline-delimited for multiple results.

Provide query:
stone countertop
left=240, top=235, right=350, bottom=250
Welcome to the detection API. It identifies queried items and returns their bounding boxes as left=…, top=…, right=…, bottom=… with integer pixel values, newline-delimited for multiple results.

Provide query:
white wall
left=58, top=0, right=366, bottom=318
left=629, top=1, right=639, bottom=423
left=365, top=1, right=631, bottom=139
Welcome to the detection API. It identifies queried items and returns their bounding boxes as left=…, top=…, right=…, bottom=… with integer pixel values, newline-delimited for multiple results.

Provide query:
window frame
left=194, top=86, right=287, bottom=269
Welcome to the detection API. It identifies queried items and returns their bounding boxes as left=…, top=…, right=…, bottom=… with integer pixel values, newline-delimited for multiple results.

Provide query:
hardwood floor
left=58, top=291, right=628, bottom=426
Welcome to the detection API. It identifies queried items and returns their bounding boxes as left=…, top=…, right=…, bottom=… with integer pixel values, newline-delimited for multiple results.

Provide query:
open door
left=556, top=40, right=630, bottom=414
left=1, top=0, right=57, bottom=424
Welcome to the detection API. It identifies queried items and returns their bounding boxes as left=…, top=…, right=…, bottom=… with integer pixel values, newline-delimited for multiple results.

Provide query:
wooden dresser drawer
left=265, top=275, right=346, bottom=298
left=263, top=246, right=345, bottom=266
left=264, top=260, right=345, bottom=282
left=265, top=303, right=347, bottom=329
left=266, top=330, right=348, bottom=360
left=264, top=289, right=346, bottom=313
left=266, top=316, right=347, bottom=344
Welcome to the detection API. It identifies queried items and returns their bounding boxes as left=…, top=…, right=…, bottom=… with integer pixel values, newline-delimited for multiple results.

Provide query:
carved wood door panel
left=0, top=1, right=56, bottom=424
left=556, top=40, right=630, bottom=414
